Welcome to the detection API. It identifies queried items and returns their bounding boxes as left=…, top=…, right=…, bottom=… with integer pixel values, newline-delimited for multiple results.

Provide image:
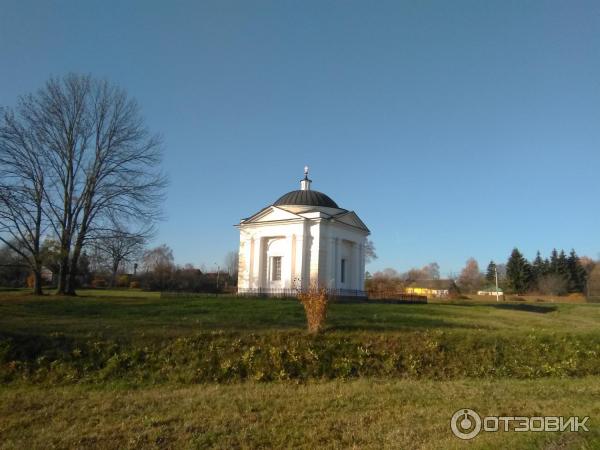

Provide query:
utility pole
left=495, top=265, right=500, bottom=302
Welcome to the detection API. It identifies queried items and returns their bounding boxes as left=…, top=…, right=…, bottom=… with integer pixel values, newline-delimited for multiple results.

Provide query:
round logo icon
left=451, top=409, right=482, bottom=440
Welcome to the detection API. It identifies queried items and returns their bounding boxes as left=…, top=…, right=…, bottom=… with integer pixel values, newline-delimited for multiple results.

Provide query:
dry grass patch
left=0, top=378, right=599, bottom=449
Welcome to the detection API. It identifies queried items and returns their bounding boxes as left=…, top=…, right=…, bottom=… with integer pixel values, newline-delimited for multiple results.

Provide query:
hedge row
left=1, top=330, right=599, bottom=384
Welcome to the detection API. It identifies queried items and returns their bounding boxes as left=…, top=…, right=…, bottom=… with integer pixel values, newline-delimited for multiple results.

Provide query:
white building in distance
left=236, top=168, right=370, bottom=296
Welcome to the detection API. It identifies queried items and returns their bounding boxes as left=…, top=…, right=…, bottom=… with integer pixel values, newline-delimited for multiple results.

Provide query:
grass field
left=1, top=290, right=599, bottom=449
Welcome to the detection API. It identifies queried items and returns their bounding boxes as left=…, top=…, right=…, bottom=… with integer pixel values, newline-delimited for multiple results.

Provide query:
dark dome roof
left=273, top=190, right=339, bottom=208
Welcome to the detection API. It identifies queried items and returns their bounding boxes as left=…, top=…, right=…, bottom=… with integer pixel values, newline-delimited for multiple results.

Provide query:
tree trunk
left=66, top=254, right=79, bottom=295
left=55, top=225, right=72, bottom=295
left=67, top=186, right=95, bottom=295
left=110, top=261, right=119, bottom=288
left=32, top=269, right=43, bottom=296
left=67, top=231, right=87, bottom=295
left=55, top=256, right=69, bottom=295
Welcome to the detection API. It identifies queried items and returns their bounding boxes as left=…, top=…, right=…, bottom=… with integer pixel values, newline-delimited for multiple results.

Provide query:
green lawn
left=1, top=290, right=599, bottom=449
left=2, top=290, right=599, bottom=340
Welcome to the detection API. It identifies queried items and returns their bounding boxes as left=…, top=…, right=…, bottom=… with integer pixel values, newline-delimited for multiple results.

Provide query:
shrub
left=91, top=277, right=107, bottom=288
left=296, top=285, right=329, bottom=334
left=537, top=273, right=568, bottom=296
left=117, top=274, right=130, bottom=287
left=587, top=265, right=600, bottom=302
left=26, top=273, right=35, bottom=288
left=129, top=281, right=140, bottom=289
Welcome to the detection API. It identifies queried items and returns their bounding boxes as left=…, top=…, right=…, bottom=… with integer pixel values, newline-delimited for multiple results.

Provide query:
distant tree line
left=365, top=249, right=597, bottom=299
left=136, top=245, right=237, bottom=293
left=446, top=248, right=594, bottom=296
left=0, top=240, right=239, bottom=294
left=365, top=262, right=440, bottom=298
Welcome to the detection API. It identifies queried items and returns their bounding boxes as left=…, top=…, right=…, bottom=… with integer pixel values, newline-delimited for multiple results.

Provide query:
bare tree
left=402, top=268, right=423, bottom=283
left=422, top=262, right=440, bottom=280
left=141, top=244, right=175, bottom=273
left=225, top=250, right=239, bottom=278
left=457, top=258, right=484, bottom=294
left=91, top=224, right=147, bottom=287
left=0, top=107, right=47, bottom=294
left=365, top=268, right=405, bottom=298
left=580, top=256, right=596, bottom=275
left=537, top=273, right=568, bottom=296
left=364, top=239, right=378, bottom=264
left=15, top=74, right=166, bottom=295
left=587, top=263, right=600, bottom=301
left=141, top=244, right=174, bottom=291
left=400, top=262, right=441, bottom=283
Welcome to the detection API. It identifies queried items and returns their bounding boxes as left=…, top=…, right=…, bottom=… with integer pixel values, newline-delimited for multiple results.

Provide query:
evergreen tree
left=557, top=250, right=569, bottom=279
left=549, top=248, right=559, bottom=273
left=506, top=248, right=532, bottom=294
left=566, top=249, right=587, bottom=293
left=531, top=251, right=545, bottom=286
left=485, top=261, right=497, bottom=284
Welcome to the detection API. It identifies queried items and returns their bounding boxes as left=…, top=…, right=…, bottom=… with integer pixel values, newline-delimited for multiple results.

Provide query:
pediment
left=242, top=206, right=302, bottom=224
left=333, top=211, right=370, bottom=232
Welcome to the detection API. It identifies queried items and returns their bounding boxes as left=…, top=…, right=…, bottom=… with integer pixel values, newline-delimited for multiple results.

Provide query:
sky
left=1, top=0, right=599, bottom=276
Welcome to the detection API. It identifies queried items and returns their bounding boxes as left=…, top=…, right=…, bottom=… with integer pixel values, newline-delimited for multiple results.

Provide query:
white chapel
left=236, top=168, right=370, bottom=296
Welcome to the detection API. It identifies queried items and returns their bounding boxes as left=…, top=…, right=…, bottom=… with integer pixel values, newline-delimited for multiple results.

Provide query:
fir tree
left=544, top=257, right=551, bottom=273
left=557, top=250, right=569, bottom=279
left=566, top=249, right=587, bottom=293
left=531, top=251, right=546, bottom=285
left=549, top=248, right=559, bottom=273
left=506, top=248, right=532, bottom=294
left=485, top=261, right=497, bottom=284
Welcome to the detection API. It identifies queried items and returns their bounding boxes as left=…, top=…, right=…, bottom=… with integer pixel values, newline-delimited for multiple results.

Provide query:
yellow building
left=405, top=280, right=458, bottom=298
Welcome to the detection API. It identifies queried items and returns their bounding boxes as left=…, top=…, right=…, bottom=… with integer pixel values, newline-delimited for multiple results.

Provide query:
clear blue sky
left=1, top=0, right=599, bottom=275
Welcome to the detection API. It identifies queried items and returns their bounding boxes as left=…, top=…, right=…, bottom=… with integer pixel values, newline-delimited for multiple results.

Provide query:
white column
left=297, top=221, right=308, bottom=290
left=248, top=238, right=255, bottom=288
left=334, top=238, right=340, bottom=289
left=253, top=237, right=264, bottom=289
left=289, top=234, right=296, bottom=288
left=329, top=236, right=336, bottom=288
left=241, top=236, right=252, bottom=290
left=295, top=235, right=303, bottom=289
left=353, top=242, right=360, bottom=290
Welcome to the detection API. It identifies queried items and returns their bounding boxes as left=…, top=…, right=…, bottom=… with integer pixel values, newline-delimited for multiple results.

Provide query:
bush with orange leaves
left=295, top=282, right=329, bottom=333
left=26, top=273, right=36, bottom=288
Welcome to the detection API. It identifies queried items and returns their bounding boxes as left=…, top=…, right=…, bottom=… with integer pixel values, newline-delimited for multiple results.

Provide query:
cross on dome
left=300, top=165, right=312, bottom=190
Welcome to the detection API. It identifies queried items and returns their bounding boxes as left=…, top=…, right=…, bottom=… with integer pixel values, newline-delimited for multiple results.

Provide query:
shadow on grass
left=440, top=301, right=558, bottom=314
left=326, top=310, right=482, bottom=331
left=325, top=320, right=480, bottom=332
left=0, top=331, right=80, bottom=361
left=490, top=304, right=558, bottom=314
